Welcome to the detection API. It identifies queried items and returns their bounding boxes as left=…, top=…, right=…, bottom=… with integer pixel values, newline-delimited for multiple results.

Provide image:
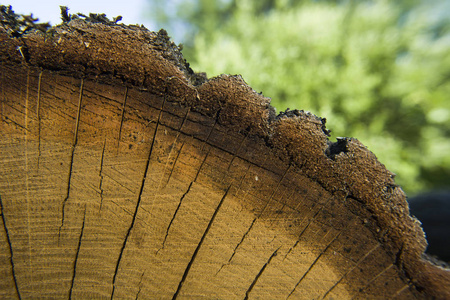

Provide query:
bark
left=0, top=12, right=449, bottom=299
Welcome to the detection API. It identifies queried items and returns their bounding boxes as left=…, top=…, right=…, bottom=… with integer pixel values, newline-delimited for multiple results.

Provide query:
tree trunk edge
left=0, top=13, right=449, bottom=298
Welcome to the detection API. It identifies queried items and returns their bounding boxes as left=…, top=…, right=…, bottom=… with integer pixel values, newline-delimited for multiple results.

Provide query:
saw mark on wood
left=69, top=205, right=86, bottom=299
left=1, top=107, right=29, bottom=130
left=391, top=283, right=412, bottom=299
left=158, top=182, right=194, bottom=253
left=244, top=247, right=280, bottom=300
left=172, top=185, right=231, bottom=300
left=98, top=139, right=106, bottom=212
left=321, top=243, right=381, bottom=299
left=36, top=71, right=43, bottom=168
left=110, top=94, right=166, bottom=299
left=110, top=200, right=135, bottom=216
left=105, top=169, right=135, bottom=194
left=287, top=232, right=341, bottom=299
left=0, top=196, right=22, bottom=300
left=117, top=86, right=128, bottom=149
left=59, top=78, right=84, bottom=240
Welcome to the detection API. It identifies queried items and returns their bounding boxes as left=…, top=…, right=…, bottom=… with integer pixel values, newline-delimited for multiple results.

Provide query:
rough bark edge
left=1, top=10, right=449, bottom=298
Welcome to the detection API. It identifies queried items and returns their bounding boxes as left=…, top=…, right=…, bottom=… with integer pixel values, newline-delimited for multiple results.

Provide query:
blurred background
left=7, top=0, right=450, bottom=198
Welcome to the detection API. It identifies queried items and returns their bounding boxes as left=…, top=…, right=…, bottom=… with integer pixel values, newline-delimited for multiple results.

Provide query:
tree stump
left=1, top=12, right=449, bottom=299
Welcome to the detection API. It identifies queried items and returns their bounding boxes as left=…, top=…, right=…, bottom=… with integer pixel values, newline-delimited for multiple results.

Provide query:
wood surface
left=0, top=15, right=449, bottom=299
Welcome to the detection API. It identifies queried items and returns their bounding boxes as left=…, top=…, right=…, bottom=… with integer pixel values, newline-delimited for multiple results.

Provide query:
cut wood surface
left=1, top=12, right=449, bottom=299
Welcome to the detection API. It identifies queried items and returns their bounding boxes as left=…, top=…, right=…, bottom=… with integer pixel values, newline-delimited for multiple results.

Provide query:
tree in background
left=147, top=0, right=450, bottom=196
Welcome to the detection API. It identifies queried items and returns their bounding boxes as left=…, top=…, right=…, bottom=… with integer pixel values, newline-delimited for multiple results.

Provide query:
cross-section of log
left=1, top=9, right=449, bottom=299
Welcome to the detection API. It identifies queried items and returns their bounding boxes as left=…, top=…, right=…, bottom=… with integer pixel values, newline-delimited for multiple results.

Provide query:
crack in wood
left=259, top=164, right=291, bottom=215
left=1, top=67, right=4, bottom=122
left=152, top=107, right=190, bottom=192
left=226, top=133, right=248, bottom=172
left=200, top=116, right=217, bottom=153
left=117, top=86, right=128, bottom=149
left=58, top=78, right=84, bottom=241
left=163, top=107, right=190, bottom=186
left=36, top=71, right=42, bottom=168
left=134, top=271, right=145, bottom=300
left=166, top=142, right=185, bottom=186
left=216, top=217, right=257, bottom=276
left=69, top=206, right=86, bottom=299
left=283, top=207, right=324, bottom=261
left=194, top=147, right=211, bottom=182
left=171, top=185, right=231, bottom=300
left=157, top=182, right=194, bottom=253
left=244, top=247, right=280, bottom=300
left=284, top=190, right=338, bottom=262
left=287, top=232, right=341, bottom=299
left=120, top=104, right=281, bottom=181
left=218, top=164, right=290, bottom=272
left=110, top=94, right=166, bottom=299
left=99, top=139, right=106, bottom=212
left=0, top=195, right=22, bottom=300
left=24, top=69, right=33, bottom=291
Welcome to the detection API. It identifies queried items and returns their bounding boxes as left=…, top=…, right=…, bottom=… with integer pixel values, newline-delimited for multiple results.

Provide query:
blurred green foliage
left=148, top=0, right=450, bottom=196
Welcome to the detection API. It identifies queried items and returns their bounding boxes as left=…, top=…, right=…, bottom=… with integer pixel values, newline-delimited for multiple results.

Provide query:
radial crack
left=218, top=165, right=291, bottom=271
left=59, top=78, right=84, bottom=240
left=0, top=195, right=22, bottom=299
left=134, top=272, right=145, bottom=300
left=98, top=139, right=106, bottom=211
left=287, top=232, right=341, bottom=299
left=216, top=217, right=257, bottom=275
left=259, top=165, right=291, bottom=215
left=284, top=206, right=324, bottom=261
left=36, top=71, right=43, bottom=168
left=117, top=86, right=128, bottom=148
left=158, top=182, right=194, bottom=252
left=171, top=185, right=231, bottom=299
left=194, top=147, right=211, bottom=182
left=110, top=95, right=166, bottom=299
left=69, top=206, right=86, bottom=299
left=166, top=142, right=185, bottom=185
left=244, top=247, right=280, bottom=300
left=163, top=108, right=190, bottom=186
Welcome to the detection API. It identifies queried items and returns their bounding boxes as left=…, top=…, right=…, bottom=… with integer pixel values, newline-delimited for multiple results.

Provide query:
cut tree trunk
left=1, top=13, right=449, bottom=299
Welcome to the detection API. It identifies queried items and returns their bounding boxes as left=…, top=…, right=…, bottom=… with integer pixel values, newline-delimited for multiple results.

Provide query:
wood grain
left=1, top=18, right=449, bottom=299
